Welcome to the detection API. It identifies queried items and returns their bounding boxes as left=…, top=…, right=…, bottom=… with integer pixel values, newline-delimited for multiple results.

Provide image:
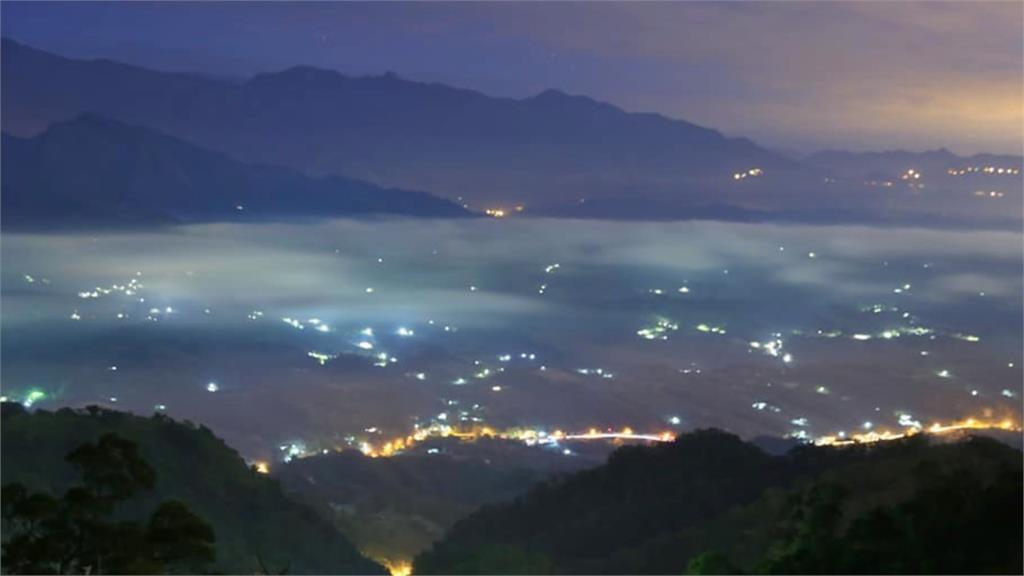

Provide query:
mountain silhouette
left=2, top=113, right=470, bottom=229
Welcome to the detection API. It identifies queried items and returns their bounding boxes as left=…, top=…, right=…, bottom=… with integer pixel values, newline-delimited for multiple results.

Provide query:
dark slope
left=0, top=403, right=384, bottom=574
left=275, top=438, right=598, bottom=566
left=415, top=430, right=793, bottom=574
left=1, top=114, right=470, bottom=229
left=414, top=429, right=1023, bottom=574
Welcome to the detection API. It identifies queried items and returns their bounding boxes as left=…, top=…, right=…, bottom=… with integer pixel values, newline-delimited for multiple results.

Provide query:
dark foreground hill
left=0, top=403, right=383, bottom=574
left=415, top=429, right=1023, bottom=575
left=1, top=114, right=469, bottom=230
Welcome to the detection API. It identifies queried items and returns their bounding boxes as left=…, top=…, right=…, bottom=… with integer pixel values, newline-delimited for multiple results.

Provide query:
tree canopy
left=2, top=404, right=383, bottom=574
left=2, top=433, right=216, bottom=574
left=416, top=431, right=1023, bottom=575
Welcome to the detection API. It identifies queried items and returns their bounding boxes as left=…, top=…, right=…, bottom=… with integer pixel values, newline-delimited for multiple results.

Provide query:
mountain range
left=2, top=38, right=1021, bottom=227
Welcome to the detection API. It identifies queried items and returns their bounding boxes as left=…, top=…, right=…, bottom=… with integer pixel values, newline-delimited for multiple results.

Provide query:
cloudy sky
left=2, top=1, right=1021, bottom=154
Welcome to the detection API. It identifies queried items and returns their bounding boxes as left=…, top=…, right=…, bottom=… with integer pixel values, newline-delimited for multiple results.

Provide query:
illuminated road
left=563, top=432, right=674, bottom=442
left=262, top=416, right=1020, bottom=466
left=814, top=417, right=1020, bottom=446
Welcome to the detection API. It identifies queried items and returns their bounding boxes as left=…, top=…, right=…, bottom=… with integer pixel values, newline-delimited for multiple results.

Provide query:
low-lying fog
left=3, top=218, right=1021, bottom=459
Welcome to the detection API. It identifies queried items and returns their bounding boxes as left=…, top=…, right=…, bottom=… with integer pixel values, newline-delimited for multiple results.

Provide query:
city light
left=732, top=168, right=763, bottom=180
left=307, top=351, right=337, bottom=365
left=21, top=389, right=47, bottom=408
left=948, top=166, right=1021, bottom=176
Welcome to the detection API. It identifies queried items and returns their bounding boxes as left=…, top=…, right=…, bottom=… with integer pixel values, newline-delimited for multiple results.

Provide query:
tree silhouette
left=686, top=550, right=742, bottom=575
left=1, top=433, right=216, bottom=574
left=757, top=482, right=848, bottom=574
left=66, top=433, right=156, bottom=506
left=756, top=461, right=1023, bottom=574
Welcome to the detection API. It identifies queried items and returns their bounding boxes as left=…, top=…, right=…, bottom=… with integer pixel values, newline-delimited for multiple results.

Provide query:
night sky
left=2, top=1, right=1021, bottom=155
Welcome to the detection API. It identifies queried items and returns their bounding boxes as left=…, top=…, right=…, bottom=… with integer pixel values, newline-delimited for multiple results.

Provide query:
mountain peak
left=62, top=112, right=129, bottom=129
left=530, top=88, right=598, bottom=106
left=532, top=88, right=570, bottom=100
left=247, top=64, right=346, bottom=87
left=44, top=113, right=170, bottom=146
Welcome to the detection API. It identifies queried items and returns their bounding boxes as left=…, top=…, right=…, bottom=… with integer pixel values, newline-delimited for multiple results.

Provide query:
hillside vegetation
left=415, top=429, right=1023, bottom=574
left=1, top=403, right=383, bottom=574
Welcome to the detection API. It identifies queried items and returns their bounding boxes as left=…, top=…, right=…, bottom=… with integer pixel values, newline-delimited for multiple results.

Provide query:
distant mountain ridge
left=2, top=114, right=470, bottom=229
left=2, top=38, right=1021, bottom=227
left=806, top=148, right=1023, bottom=180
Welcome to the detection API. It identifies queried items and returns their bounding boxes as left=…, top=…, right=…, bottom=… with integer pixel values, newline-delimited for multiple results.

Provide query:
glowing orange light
left=384, top=560, right=413, bottom=576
